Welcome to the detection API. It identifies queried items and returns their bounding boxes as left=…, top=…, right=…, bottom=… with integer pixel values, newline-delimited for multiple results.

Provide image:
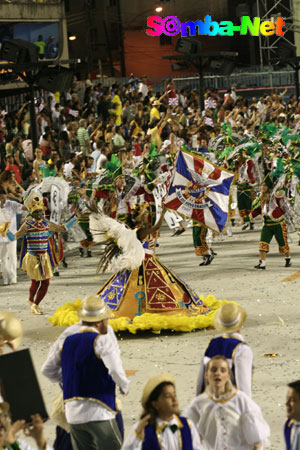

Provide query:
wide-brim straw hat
left=141, top=373, right=175, bottom=409
left=214, top=303, right=247, bottom=333
left=0, top=311, right=23, bottom=350
left=78, top=295, right=112, bottom=323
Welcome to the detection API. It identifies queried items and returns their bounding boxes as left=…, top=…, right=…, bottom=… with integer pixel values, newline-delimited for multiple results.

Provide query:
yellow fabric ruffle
left=49, top=295, right=237, bottom=334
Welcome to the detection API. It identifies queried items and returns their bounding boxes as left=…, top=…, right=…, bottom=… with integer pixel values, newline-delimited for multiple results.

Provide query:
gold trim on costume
left=232, top=342, right=243, bottom=360
left=144, top=255, right=183, bottom=312
left=195, top=245, right=209, bottom=256
left=264, top=220, right=284, bottom=225
left=109, top=418, right=122, bottom=446
left=206, top=387, right=237, bottom=403
left=259, top=241, right=269, bottom=252
left=80, top=327, right=99, bottom=334
left=155, top=416, right=184, bottom=450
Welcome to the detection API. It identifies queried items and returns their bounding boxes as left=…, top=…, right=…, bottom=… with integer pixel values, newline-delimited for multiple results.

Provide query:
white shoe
left=227, top=227, right=233, bottom=237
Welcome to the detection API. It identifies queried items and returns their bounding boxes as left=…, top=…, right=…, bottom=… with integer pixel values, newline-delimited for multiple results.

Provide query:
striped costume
left=20, top=218, right=54, bottom=280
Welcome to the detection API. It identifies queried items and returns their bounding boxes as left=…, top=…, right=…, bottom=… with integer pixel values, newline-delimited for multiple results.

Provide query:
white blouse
left=184, top=389, right=270, bottom=450
left=121, top=415, right=204, bottom=450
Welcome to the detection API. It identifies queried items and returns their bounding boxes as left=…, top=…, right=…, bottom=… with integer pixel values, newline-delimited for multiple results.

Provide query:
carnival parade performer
left=50, top=202, right=230, bottom=333
left=235, top=149, right=256, bottom=229
left=7, top=191, right=76, bottom=315
left=243, top=173, right=291, bottom=270
left=196, top=302, right=253, bottom=398
left=42, top=295, right=129, bottom=450
left=185, top=356, right=270, bottom=450
left=121, top=373, right=203, bottom=449
left=192, top=223, right=215, bottom=266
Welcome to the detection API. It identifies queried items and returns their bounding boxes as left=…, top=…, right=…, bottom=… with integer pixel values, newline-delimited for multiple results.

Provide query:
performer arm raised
left=137, top=207, right=166, bottom=241
left=48, top=222, right=67, bottom=233
left=14, top=222, right=28, bottom=240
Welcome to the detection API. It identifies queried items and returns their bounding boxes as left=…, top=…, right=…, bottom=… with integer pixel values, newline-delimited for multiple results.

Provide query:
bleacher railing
left=101, top=69, right=295, bottom=93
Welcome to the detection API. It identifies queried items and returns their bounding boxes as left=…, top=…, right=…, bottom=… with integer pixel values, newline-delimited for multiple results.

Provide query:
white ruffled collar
left=206, top=386, right=237, bottom=403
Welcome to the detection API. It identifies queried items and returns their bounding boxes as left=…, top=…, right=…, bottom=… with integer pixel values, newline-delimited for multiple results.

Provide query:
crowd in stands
left=1, top=73, right=300, bottom=449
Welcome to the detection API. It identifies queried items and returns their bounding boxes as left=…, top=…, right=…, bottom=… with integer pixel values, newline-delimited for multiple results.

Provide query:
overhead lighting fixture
left=68, top=35, right=77, bottom=41
left=155, top=6, right=163, bottom=12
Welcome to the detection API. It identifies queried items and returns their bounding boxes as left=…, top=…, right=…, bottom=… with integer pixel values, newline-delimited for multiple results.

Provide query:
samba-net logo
left=146, top=15, right=285, bottom=37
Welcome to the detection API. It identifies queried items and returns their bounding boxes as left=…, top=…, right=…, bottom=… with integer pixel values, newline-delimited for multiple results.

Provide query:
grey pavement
left=0, top=221, right=299, bottom=449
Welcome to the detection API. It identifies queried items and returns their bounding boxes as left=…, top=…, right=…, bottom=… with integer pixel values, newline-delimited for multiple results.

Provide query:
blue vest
left=142, top=416, right=193, bottom=450
left=61, top=331, right=116, bottom=412
left=284, top=418, right=294, bottom=450
left=201, top=336, right=244, bottom=392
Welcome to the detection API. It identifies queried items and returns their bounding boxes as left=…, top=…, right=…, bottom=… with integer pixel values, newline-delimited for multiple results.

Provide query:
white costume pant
left=0, top=241, right=17, bottom=284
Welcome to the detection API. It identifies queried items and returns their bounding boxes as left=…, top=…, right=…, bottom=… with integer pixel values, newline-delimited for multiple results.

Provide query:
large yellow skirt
left=21, top=253, right=53, bottom=281
left=49, top=253, right=236, bottom=333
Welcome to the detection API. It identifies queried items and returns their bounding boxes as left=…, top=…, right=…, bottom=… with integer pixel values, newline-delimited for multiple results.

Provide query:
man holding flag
left=164, top=148, right=234, bottom=265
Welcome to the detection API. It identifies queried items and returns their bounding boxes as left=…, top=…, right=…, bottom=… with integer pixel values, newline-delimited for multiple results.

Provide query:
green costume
left=237, top=186, right=254, bottom=218
left=193, top=223, right=209, bottom=256
left=259, top=216, right=289, bottom=254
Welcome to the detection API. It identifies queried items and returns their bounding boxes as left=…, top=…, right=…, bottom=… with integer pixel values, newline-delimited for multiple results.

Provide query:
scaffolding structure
left=256, top=0, right=296, bottom=67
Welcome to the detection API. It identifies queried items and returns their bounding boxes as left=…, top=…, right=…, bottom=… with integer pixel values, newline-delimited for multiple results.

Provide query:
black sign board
left=0, top=349, right=48, bottom=423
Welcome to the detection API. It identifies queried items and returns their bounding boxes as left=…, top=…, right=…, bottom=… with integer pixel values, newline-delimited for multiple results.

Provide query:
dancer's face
left=151, top=384, right=179, bottom=418
left=286, top=388, right=300, bottom=420
left=205, top=359, right=230, bottom=393
left=32, top=209, right=43, bottom=221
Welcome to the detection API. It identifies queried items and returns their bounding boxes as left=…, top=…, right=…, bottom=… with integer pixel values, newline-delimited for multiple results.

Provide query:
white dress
left=184, top=388, right=270, bottom=450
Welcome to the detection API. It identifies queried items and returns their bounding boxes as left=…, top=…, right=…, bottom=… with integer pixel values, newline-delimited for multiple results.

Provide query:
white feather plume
left=89, top=213, right=145, bottom=272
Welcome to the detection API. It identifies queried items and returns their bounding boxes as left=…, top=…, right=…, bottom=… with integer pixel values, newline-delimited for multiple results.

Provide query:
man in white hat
left=196, top=302, right=253, bottom=398
left=41, top=295, right=130, bottom=450
left=121, top=373, right=203, bottom=449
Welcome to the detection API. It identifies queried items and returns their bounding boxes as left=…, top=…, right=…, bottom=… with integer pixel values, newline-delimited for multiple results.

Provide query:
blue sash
left=284, top=418, right=294, bottom=450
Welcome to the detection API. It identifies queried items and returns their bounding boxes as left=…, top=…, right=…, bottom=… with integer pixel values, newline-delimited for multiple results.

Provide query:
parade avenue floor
left=1, top=221, right=299, bottom=449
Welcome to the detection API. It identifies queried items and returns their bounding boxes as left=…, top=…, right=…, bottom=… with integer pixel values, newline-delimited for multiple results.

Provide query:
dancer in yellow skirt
left=7, top=192, right=77, bottom=315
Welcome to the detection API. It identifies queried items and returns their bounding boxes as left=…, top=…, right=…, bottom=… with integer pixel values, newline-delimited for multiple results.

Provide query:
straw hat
left=213, top=303, right=247, bottom=333
left=78, top=295, right=112, bottom=323
left=0, top=311, right=23, bottom=350
left=141, top=373, right=175, bottom=409
left=153, top=100, right=160, bottom=107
